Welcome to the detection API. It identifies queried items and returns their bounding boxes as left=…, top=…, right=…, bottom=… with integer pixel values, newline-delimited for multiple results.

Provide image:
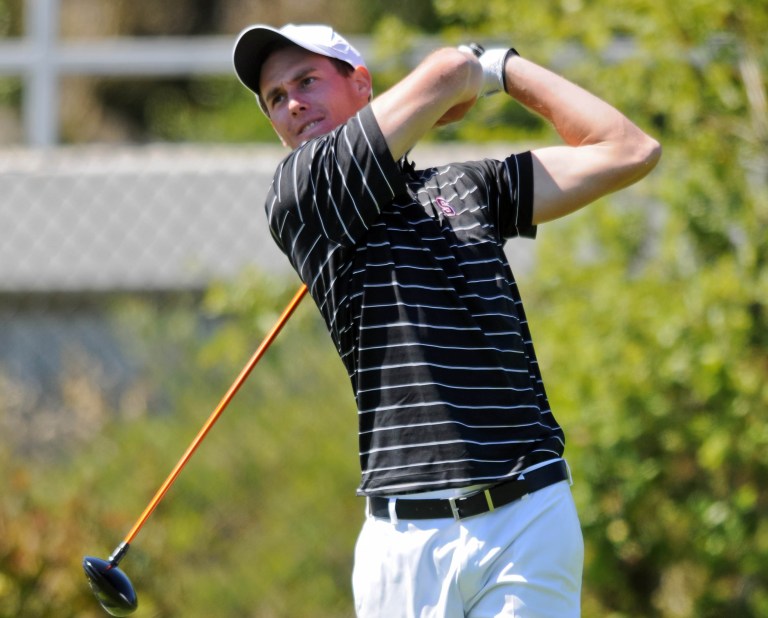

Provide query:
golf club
left=83, top=283, right=308, bottom=616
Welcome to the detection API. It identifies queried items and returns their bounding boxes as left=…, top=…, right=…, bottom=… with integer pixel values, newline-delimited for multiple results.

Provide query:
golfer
left=234, top=23, right=660, bottom=617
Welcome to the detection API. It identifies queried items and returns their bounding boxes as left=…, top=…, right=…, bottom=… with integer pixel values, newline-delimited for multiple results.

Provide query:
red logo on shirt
left=435, top=196, right=456, bottom=216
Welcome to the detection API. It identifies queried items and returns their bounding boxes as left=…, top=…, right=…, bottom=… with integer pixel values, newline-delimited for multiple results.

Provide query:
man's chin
left=294, top=121, right=336, bottom=147
left=297, top=130, right=323, bottom=145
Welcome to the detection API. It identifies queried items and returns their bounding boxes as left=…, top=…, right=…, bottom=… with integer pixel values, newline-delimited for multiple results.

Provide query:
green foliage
left=524, top=199, right=768, bottom=616
left=1, top=278, right=360, bottom=617
left=0, top=77, right=20, bottom=109
left=357, top=0, right=442, bottom=34
left=87, top=76, right=276, bottom=144
left=0, top=1, right=21, bottom=112
left=0, top=0, right=20, bottom=36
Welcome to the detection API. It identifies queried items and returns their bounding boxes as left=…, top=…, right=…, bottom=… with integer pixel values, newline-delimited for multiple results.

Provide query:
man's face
left=259, top=46, right=372, bottom=149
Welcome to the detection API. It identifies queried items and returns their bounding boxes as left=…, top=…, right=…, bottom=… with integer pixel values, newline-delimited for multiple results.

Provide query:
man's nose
left=287, top=93, right=308, bottom=114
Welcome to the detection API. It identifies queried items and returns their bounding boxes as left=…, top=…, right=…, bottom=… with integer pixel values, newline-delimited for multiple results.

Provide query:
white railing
left=0, top=0, right=236, bottom=146
left=0, top=0, right=383, bottom=147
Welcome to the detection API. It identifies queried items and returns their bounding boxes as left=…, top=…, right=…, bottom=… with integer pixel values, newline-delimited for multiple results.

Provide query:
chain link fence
left=0, top=145, right=292, bottom=291
left=0, top=144, right=292, bottom=456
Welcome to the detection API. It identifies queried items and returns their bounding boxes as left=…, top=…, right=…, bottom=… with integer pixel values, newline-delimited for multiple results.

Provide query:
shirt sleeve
left=265, top=105, right=407, bottom=264
left=498, top=151, right=537, bottom=240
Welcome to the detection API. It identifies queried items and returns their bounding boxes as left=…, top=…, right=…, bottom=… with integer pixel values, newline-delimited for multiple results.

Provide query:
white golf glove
left=458, top=44, right=519, bottom=97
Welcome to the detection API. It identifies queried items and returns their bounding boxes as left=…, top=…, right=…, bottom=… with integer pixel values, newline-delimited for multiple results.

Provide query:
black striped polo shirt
left=265, top=105, right=564, bottom=496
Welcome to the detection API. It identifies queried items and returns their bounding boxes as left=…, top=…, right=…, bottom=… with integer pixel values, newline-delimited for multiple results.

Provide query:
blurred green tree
left=425, top=0, right=768, bottom=615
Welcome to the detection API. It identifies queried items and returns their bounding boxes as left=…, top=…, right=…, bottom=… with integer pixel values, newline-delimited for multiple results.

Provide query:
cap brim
left=233, top=25, right=291, bottom=95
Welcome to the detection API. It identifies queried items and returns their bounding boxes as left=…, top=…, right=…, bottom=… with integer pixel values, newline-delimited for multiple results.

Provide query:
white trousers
left=352, top=481, right=583, bottom=618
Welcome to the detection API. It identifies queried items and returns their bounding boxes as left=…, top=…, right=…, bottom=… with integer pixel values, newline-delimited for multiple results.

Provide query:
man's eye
left=301, top=76, right=316, bottom=87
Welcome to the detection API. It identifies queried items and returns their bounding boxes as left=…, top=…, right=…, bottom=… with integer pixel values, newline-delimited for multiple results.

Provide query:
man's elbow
left=628, top=132, right=662, bottom=181
left=640, top=132, right=662, bottom=170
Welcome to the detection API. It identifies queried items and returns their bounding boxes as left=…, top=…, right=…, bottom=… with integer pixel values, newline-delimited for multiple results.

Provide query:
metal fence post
left=23, top=0, right=60, bottom=146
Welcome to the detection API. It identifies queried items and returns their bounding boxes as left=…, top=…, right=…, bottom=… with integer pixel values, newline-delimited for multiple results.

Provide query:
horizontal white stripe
left=363, top=454, right=566, bottom=491
left=356, top=359, right=529, bottom=374
left=363, top=456, right=516, bottom=475
left=356, top=380, right=533, bottom=397
left=360, top=417, right=553, bottom=435
left=359, top=340, right=525, bottom=355
left=361, top=436, right=543, bottom=457
left=358, top=399, right=538, bottom=415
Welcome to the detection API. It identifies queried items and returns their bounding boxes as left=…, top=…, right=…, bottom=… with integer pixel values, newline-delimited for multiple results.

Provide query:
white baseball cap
left=233, top=24, right=367, bottom=109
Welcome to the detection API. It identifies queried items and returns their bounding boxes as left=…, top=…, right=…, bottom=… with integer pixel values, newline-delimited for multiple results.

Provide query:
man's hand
left=435, top=96, right=478, bottom=126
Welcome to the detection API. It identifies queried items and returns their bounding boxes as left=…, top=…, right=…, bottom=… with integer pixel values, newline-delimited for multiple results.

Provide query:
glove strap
left=500, top=48, right=520, bottom=93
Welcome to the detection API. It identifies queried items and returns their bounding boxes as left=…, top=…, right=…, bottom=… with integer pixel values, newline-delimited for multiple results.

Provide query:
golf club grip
left=122, top=283, right=308, bottom=545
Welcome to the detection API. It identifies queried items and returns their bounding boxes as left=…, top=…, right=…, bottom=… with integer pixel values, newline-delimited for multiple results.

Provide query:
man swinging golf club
left=234, top=23, right=660, bottom=617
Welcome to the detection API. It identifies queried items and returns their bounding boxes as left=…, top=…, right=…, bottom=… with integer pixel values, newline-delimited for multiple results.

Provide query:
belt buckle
left=448, top=488, right=496, bottom=520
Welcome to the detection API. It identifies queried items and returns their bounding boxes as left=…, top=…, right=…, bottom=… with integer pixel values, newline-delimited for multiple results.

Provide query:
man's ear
left=351, top=66, right=373, bottom=101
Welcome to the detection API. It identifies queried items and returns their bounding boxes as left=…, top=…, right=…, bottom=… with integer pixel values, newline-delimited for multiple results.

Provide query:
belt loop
left=387, top=498, right=399, bottom=524
left=483, top=489, right=495, bottom=512
left=448, top=497, right=461, bottom=520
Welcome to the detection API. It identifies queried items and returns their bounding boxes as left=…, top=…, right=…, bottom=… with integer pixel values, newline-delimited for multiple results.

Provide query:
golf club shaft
left=120, top=283, right=308, bottom=548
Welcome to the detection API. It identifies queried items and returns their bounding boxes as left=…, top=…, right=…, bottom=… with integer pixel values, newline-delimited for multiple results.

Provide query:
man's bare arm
left=500, top=55, right=661, bottom=224
left=369, top=44, right=660, bottom=221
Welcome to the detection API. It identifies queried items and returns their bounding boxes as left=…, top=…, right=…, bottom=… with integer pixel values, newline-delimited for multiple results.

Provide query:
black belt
left=369, top=460, right=570, bottom=521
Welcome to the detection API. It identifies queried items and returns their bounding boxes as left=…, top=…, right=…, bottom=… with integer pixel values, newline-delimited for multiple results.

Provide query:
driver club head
left=82, top=556, right=138, bottom=616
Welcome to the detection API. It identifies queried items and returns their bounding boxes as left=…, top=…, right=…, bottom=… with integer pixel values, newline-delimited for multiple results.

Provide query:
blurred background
left=0, top=0, right=766, bottom=616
